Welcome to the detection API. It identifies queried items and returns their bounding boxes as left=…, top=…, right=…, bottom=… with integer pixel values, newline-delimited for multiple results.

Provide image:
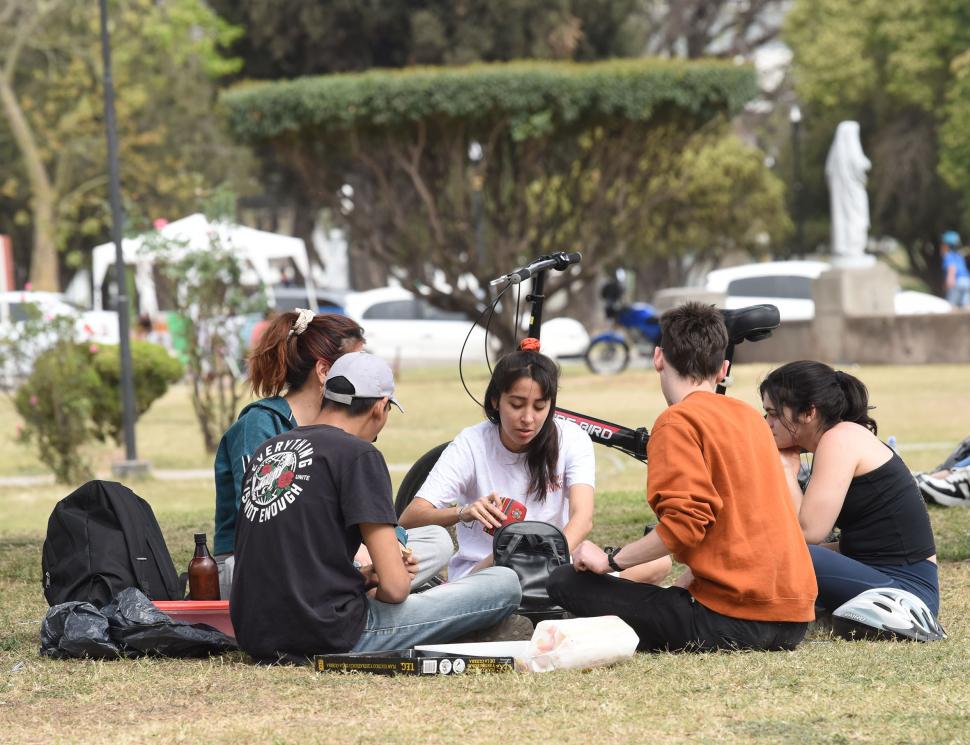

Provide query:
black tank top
left=836, top=449, right=936, bottom=565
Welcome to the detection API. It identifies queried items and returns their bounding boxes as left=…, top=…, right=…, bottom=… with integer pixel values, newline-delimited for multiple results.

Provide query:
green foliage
left=209, top=0, right=645, bottom=79
left=225, top=59, right=758, bottom=142
left=784, top=0, right=970, bottom=288
left=13, top=342, right=100, bottom=484
left=223, top=59, right=764, bottom=345
left=636, top=132, right=792, bottom=287
left=12, top=336, right=183, bottom=484
left=0, top=0, right=252, bottom=285
left=939, top=50, right=970, bottom=225
left=89, top=342, right=184, bottom=445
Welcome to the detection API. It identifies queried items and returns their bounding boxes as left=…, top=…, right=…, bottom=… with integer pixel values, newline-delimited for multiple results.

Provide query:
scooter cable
left=458, top=283, right=509, bottom=410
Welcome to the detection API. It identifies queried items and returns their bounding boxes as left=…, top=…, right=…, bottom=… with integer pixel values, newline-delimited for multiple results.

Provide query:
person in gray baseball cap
left=231, top=351, right=521, bottom=663
left=323, top=351, right=405, bottom=416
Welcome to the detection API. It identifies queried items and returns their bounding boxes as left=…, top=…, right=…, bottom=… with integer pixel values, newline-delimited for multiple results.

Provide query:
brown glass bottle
left=188, top=533, right=220, bottom=600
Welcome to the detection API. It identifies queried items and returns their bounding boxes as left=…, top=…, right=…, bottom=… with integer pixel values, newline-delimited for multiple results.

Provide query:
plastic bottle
left=188, top=533, right=220, bottom=600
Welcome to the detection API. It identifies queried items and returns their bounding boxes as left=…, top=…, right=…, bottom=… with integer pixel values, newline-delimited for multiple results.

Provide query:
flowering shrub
left=14, top=340, right=184, bottom=484
left=14, top=342, right=101, bottom=484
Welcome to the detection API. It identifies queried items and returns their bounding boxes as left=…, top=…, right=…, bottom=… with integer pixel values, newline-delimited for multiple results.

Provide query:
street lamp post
left=99, top=0, right=147, bottom=477
left=790, top=104, right=805, bottom=259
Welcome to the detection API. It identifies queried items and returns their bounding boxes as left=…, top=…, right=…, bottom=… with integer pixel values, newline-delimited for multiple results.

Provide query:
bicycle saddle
left=720, top=304, right=781, bottom=345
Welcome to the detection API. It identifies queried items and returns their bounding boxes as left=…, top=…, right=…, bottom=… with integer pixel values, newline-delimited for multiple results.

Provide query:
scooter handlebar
left=489, top=252, right=582, bottom=286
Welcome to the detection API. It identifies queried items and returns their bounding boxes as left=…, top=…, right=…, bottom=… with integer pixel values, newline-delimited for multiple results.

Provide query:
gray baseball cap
left=324, top=352, right=404, bottom=412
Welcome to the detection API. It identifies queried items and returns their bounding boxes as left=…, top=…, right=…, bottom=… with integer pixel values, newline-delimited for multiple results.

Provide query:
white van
left=704, top=261, right=951, bottom=321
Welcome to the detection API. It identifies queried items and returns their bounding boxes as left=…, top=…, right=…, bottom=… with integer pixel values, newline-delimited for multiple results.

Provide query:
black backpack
left=493, top=520, right=570, bottom=623
left=42, top=480, right=182, bottom=607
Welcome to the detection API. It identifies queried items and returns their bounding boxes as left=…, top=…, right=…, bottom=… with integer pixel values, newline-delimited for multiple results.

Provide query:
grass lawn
left=0, top=363, right=968, bottom=744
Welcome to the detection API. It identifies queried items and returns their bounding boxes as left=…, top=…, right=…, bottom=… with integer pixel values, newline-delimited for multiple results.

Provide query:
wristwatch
left=604, top=546, right=623, bottom=572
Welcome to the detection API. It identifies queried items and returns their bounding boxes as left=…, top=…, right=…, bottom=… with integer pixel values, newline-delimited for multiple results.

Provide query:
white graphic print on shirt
left=240, top=437, right=315, bottom=524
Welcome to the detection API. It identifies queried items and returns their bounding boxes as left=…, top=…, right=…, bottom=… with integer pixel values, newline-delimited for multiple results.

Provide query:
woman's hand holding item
left=460, top=492, right=508, bottom=530
left=402, top=547, right=418, bottom=581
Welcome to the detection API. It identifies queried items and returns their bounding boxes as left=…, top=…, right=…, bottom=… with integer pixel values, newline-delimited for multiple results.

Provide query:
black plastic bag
left=39, top=587, right=236, bottom=659
left=40, top=601, right=121, bottom=659
left=102, top=588, right=237, bottom=657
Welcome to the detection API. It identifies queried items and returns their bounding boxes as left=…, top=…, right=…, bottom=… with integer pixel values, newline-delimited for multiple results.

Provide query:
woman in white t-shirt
left=400, top=349, right=595, bottom=580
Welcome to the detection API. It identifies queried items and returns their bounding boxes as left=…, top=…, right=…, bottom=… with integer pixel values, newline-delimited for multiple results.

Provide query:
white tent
left=91, top=214, right=317, bottom=314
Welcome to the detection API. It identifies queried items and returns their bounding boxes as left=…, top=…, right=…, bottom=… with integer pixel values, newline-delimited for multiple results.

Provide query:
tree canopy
left=224, top=59, right=778, bottom=347
left=226, top=59, right=758, bottom=140
left=785, top=0, right=970, bottom=291
left=0, top=0, right=249, bottom=290
left=208, top=0, right=645, bottom=78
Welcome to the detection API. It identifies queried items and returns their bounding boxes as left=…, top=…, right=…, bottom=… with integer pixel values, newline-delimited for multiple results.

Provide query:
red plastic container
left=153, top=600, right=235, bottom=638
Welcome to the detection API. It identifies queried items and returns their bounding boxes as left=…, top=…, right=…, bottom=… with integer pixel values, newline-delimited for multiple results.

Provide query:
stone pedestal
left=812, top=263, right=896, bottom=362
left=111, top=459, right=152, bottom=479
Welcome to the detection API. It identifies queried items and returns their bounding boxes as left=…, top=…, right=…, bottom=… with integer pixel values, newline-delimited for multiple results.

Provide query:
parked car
left=342, top=287, right=589, bottom=363
left=0, top=291, right=119, bottom=344
left=0, top=291, right=121, bottom=386
left=266, top=286, right=347, bottom=314
left=703, top=261, right=951, bottom=321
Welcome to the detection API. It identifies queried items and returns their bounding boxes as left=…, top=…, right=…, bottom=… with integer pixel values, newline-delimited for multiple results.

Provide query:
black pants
left=547, top=565, right=808, bottom=652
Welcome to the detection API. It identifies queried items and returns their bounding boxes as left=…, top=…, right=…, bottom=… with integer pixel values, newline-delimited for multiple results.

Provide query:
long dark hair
left=759, top=360, right=878, bottom=435
left=248, top=312, right=365, bottom=397
left=483, top=350, right=560, bottom=503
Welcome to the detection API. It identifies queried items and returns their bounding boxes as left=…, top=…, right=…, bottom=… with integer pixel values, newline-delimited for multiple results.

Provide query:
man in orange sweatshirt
left=548, top=302, right=817, bottom=651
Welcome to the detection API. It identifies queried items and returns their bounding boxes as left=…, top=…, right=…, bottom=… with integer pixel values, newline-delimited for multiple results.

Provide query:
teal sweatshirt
left=213, top=396, right=295, bottom=555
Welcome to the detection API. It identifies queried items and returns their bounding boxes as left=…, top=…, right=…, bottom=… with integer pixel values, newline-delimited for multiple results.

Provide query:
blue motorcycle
left=584, top=271, right=662, bottom=375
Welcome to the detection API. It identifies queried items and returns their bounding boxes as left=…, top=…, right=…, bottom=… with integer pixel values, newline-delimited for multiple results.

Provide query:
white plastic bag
left=522, top=615, right=639, bottom=672
left=415, top=615, right=639, bottom=673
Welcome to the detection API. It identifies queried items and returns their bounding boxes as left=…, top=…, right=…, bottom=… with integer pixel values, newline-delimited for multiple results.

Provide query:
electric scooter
left=393, top=252, right=781, bottom=515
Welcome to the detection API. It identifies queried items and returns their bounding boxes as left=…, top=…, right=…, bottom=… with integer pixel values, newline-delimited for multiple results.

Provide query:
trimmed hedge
left=224, top=58, right=757, bottom=142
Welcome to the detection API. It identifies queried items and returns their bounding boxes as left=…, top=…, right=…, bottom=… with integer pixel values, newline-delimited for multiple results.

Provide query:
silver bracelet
left=456, top=504, right=466, bottom=523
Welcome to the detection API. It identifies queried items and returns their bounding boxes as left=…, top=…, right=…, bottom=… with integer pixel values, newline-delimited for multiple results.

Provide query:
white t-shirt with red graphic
left=416, top=419, right=595, bottom=579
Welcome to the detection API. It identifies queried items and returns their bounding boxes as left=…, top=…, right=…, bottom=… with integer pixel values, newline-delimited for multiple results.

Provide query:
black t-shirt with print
left=230, top=423, right=397, bottom=660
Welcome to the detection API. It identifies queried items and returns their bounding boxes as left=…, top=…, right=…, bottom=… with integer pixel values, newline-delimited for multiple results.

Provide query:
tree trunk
left=29, top=189, right=59, bottom=291
left=0, top=75, right=60, bottom=291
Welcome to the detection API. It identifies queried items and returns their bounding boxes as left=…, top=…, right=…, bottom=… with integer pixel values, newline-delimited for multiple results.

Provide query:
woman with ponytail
left=214, top=310, right=452, bottom=598
left=213, top=311, right=366, bottom=580
left=760, top=361, right=939, bottom=615
left=399, top=346, right=598, bottom=580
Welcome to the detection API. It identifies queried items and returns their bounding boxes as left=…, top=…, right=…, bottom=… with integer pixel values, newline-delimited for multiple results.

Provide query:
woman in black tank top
left=760, top=361, right=939, bottom=616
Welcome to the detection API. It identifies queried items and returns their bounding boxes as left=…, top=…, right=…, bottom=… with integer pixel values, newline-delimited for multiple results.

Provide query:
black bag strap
left=503, top=534, right=524, bottom=558
left=493, top=521, right=570, bottom=565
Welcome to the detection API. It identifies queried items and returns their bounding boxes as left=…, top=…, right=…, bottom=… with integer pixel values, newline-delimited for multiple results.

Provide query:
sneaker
left=917, top=467, right=970, bottom=507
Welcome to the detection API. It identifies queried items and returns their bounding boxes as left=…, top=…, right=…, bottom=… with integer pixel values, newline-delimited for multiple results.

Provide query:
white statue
left=825, top=121, right=873, bottom=267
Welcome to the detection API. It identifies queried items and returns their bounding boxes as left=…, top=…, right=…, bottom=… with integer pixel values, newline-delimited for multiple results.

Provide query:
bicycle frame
left=518, top=261, right=650, bottom=461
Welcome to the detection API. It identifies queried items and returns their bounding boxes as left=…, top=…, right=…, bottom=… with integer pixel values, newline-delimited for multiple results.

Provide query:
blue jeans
left=351, top=566, right=522, bottom=652
left=809, top=545, right=939, bottom=615
left=946, top=276, right=970, bottom=308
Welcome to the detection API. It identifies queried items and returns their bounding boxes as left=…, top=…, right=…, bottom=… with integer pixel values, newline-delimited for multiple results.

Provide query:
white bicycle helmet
left=831, top=588, right=946, bottom=642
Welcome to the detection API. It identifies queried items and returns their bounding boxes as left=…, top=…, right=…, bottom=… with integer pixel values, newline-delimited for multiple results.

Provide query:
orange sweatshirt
left=648, top=391, right=816, bottom=622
